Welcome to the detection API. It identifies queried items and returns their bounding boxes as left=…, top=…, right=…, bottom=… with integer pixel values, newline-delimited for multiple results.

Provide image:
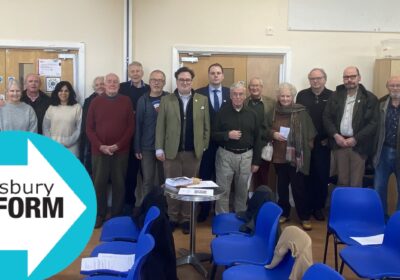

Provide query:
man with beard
left=373, top=75, right=400, bottom=218
left=323, top=66, right=378, bottom=187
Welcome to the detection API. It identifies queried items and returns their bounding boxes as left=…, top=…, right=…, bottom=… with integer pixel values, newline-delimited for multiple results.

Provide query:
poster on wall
left=46, top=77, right=61, bottom=92
left=38, top=59, right=62, bottom=77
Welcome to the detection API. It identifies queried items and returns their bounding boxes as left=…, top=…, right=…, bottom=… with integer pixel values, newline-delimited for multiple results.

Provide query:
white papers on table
left=81, top=253, right=135, bottom=273
left=165, top=177, right=193, bottom=187
left=279, top=126, right=290, bottom=139
left=178, top=188, right=214, bottom=196
left=186, top=180, right=218, bottom=188
left=350, top=234, right=384, bottom=245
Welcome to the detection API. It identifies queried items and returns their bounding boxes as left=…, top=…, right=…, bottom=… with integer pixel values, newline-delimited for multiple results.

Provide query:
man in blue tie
left=196, top=63, right=230, bottom=222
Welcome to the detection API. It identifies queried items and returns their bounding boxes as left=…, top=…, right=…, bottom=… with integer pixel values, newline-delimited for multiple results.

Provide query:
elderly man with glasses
left=134, top=70, right=169, bottom=206
left=323, top=66, right=378, bottom=187
left=296, top=68, right=333, bottom=221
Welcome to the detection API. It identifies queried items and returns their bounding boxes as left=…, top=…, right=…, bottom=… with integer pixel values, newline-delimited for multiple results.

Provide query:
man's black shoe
left=169, top=221, right=179, bottom=232
left=313, top=209, right=325, bottom=221
left=181, top=221, right=190, bottom=234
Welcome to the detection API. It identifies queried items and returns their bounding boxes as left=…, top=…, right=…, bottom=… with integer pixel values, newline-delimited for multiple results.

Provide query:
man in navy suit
left=196, top=63, right=230, bottom=222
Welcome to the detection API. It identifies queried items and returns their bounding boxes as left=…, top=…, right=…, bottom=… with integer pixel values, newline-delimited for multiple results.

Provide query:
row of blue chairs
left=324, top=187, right=400, bottom=279
left=210, top=201, right=344, bottom=279
left=81, top=206, right=160, bottom=280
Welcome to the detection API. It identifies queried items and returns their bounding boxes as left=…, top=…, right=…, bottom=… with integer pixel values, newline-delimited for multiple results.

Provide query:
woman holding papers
left=268, top=83, right=316, bottom=231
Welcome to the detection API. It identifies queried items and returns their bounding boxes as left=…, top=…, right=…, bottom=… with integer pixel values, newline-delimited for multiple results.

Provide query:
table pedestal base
left=177, top=249, right=211, bottom=278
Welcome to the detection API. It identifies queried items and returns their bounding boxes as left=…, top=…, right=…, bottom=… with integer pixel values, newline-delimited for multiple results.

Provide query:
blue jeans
left=374, top=146, right=400, bottom=217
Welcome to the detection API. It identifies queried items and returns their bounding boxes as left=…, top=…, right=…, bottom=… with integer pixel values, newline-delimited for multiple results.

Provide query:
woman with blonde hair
left=0, top=79, right=37, bottom=132
left=269, top=82, right=316, bottom=230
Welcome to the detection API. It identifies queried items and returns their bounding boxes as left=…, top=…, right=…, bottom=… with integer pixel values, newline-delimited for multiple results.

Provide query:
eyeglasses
left=177, top=78, right=192, bottom=83
left=388, top=84, right=400, bottom=88
left=343, top=75, right=358, bottom=80
left=150, top=79, right=165, bottom=84
left=309, top=77, right=324, bottom=81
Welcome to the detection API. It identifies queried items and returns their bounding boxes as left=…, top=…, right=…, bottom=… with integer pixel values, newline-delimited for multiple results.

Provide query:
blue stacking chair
left=100, top=206, right=160, bottom=242
left=339, top=210, right=400, bottom=279
left=212, top=212, right=247, bottom=236
left=222, top=251, right=294, bottom=280
left=83, top=233, right=155, bottom=280
left=210, top=202, right=282, bottom=279
left=322, top=187, right=385, bottom=270
left=302, top=263, right=344, bottom=280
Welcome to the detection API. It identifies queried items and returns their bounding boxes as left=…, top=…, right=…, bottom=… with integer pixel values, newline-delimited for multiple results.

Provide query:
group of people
left=1, top=62, right=399, bottom=233
left=0, top=74, right=82, bottom=156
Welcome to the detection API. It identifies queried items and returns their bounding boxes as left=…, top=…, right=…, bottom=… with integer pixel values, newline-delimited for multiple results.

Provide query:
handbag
left=261, top=142, right=273, bottom=161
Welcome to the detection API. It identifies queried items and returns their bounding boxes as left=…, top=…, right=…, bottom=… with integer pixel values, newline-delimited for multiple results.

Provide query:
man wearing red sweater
left=86, top=73, right=135, bottom=228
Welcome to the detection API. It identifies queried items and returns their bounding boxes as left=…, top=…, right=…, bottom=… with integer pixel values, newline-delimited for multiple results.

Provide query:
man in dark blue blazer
left=196, top=63, right=230, bottom=222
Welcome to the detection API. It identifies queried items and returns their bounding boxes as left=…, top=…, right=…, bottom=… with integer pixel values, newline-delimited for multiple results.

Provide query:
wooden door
left=0, top=49, right=5, bottom=95
left=180, top=53, right=284, bottom=191
left=4, top=48, right=77, bottom=94
left=180, top=54, right=247, bottom=90
left=180, top=53, right=283, bottom=97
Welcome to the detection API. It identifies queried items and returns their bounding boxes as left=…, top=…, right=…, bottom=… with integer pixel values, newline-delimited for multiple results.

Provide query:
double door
left=0, top=48, right=77, bottom=95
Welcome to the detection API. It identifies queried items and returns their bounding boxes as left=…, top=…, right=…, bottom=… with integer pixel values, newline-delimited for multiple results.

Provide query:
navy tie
left=213, top=89, right=220, bottom=111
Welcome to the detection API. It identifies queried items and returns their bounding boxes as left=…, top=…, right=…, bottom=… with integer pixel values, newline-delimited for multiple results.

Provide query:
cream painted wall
left=133, top=0, right=400, bottom=95
left=0, top=0, right=125, bottom=97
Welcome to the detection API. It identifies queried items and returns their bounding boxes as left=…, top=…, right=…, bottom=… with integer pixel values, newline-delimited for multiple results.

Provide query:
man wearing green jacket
left=155, top=67, right=210, bottom=234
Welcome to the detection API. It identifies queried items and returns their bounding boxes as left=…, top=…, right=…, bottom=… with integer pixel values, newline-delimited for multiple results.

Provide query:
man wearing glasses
left=373, top=76, right=400, bottom=219
left=134, top=70, right=168, bottom=206
left=296, top=68, right=332, bottom=221
left=323, top=66, right=378, bottom=187
left=155, top=66, right=210, bottom=234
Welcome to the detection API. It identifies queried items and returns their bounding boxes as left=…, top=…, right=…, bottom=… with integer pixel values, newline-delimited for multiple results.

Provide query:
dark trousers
left=198, top=141, right=218, bottom=217
left=306, top=142, right=330, bottom=211
left=92, top=153, right=129, bottom=218
left=274, top=163, right=310, bottom=221
left=125, top=146, right=140, bottom=206
left=253, top=159, right=270, bottom=188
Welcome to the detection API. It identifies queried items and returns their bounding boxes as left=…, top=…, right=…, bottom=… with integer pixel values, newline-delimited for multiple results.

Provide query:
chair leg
left=209, top=263, right=217, bottom=280
left=323, top=231, right=331, bottom=264
left=339, top=260, right=344, bottom=274
left=334, top=237, right=338, bottom=271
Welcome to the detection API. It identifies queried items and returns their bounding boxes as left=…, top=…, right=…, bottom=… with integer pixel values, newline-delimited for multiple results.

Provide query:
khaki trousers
left=164, top=151, right=200, bottom=223
left=334, top=147, right=366, bottom=187
left=215, top=147, right=253, bottom=214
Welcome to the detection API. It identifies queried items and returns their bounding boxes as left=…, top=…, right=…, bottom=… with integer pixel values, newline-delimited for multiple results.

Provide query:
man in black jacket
left=323, top=66, right=378, bottom=187
left=119, top=61, right=150, bottom=213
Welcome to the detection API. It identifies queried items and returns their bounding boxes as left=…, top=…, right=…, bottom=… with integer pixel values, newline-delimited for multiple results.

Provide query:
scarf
left=275, top=103, right=306, bottom=171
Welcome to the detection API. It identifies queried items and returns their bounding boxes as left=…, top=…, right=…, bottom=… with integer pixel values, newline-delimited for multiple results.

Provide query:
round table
left=164, top=186, right=224, bottom=278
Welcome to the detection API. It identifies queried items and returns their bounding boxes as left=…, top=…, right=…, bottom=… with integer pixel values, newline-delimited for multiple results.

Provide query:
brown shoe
left=95, top=216, right=104, bottom=229
left=279, top=216, right=289, bottom=224
left=301, top=220, right=312, bottom=231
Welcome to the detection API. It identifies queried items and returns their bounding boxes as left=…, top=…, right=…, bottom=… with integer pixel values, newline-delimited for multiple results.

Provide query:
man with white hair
left=374, top=75, right=400, bottom=218
left=213, top=81, right=261, bottom=214
left=86, top=73, right=135, bottom=228
left=20, top=73, right=51, bottom=134
left=297, top=68, right=332, bottom=221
